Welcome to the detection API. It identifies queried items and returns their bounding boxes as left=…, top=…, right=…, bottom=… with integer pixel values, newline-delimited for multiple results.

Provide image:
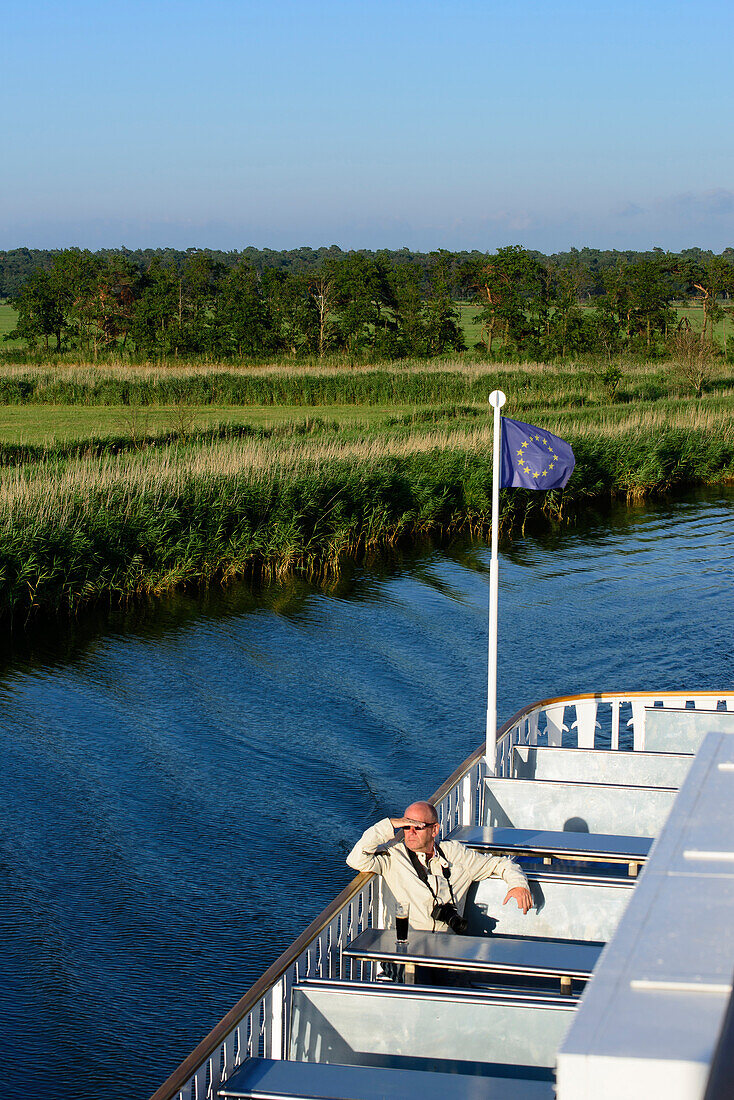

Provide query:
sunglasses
left=404, top=822, right=434, bottom=831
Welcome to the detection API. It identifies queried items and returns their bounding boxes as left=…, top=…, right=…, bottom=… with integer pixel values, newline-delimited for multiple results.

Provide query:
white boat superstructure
left=149, top=691, right=734, bottom=1100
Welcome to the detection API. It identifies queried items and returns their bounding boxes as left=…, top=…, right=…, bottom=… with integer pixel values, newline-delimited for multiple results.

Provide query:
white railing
left=494, top=690, right=734, bottom=777
left=150, top=873, right=383, bottom=1100
left=150, top=689, right=734, bottom=1100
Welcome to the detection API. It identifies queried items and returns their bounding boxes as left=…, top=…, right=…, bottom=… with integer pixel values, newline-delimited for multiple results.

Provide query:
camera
left=431, top=901, right=468, bottom=934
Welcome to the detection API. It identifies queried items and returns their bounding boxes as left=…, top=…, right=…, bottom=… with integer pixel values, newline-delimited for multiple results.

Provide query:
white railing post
left=575, top=700, right=599, bottom=749
left=262, top=979, right=284, bottom=1060
left=544, top=703, right=567, bottom=746
left=460, top=771, right=473, bottom=827
left=192, top=1064, right=207, bottom=1100
left=376, top=876, right=386, bottom=929
left=611, top=699, right=620, bottom=750
left=630, top=700, right=647, bottom=750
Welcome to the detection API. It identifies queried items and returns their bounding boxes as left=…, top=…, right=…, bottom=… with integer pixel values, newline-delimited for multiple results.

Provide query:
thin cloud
left=3, top=189, right=734, bottom=254
left=656, top=189, right=734, bottom=216
left=611, top=202, right=645, bottom=219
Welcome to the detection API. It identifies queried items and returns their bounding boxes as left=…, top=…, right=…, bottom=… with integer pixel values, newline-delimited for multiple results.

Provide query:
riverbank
left=2, top=398, right=733, bottom=618
left=0, top=356, right=732, bottom=410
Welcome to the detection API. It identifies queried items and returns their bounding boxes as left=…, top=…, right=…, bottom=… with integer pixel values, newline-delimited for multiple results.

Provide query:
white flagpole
left=486, top=389, right=506, bottom=773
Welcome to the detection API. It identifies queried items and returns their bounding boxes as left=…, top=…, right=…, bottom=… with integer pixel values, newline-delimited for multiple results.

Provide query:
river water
left=1, top=488, right=733, bottom=1098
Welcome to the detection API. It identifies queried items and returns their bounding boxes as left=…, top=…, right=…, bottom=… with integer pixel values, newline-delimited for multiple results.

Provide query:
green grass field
left=3, top=299, right=727, bottom=354
left=0, top=301, right=489, bottom=349
left=673, top=304, right=731, bottom=342
left=459, top=301, right=731, bottom=347
left=0, top=303, right=18, bottom=341
left=2, top=279, right=733, bottom=621
left=457, top=302, right=485, bottom=347
left=0, top=355, right=731, bottom=442
left=0, top=402, right=404, bottom=444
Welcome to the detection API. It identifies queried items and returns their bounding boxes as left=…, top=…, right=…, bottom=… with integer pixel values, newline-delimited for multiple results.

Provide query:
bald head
left=402, top=801, right=440, bottom=854
left=404, top=801, right=438, bottom=823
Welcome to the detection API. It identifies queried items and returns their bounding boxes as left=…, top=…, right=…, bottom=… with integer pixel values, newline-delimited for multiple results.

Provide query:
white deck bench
left=465, top=868, right=634, bottom=942
left=643, top=706, right=734, bottom=752
left=287, top=979, right=574, bottom=1078
left=218, top=1057, right=555, bottom=1099
left=511, top=745, right=692, bottom=788
left=484, top=776, right=676, bottom=836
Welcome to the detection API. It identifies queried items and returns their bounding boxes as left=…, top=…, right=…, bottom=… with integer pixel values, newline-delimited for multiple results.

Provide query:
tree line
left=3, top=243, right=733, bottom=300
left=4, top=245, right=734, bottom=361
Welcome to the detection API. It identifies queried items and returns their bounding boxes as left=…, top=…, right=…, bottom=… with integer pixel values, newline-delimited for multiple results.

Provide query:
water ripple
left=1, top=488, right=733, bottom=1096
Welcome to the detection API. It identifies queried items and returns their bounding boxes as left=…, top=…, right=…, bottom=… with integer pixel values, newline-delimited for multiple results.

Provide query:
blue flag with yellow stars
left=500, top=418, right=575, bottom=490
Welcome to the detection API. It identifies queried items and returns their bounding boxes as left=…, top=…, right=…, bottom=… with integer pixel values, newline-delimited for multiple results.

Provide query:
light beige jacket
left=346, top=818, right=530, bottom=932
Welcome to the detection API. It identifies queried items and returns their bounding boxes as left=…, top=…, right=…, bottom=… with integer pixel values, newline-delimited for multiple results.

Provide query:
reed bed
left=1, top=355, right=733, bottom=617
left=0, top=359, right=729, bottom=410
left=0, top=355, right=705, bottom=381
left=1, top=411, right=733, bottom=618
left=5, top=399, right=732, bottom=517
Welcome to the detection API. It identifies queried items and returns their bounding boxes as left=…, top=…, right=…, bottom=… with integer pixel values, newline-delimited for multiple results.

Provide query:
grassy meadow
left=0, top=302, right=16, bottom=341
left=0, top=352, right=732, bottom=619
left=1, top=299, right=730, bottom=355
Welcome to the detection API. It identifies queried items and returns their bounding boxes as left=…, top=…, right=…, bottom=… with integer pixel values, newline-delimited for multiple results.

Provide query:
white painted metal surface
left=219, top=1058, right=555, bottom=1100
left=289, top=981, right=573, bottom=1070
left=484, top=776, right=676, bottom=835
left=468, top=871, right=634, bottom=942
left=645, top=707, right=734, bottom=753
left=511, top=745, right=693, bottom=787
left=556, top=725, right=734, bottom=1100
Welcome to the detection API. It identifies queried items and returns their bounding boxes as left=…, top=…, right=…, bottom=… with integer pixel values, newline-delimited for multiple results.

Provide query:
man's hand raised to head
left=390, top=816, right=435, bottom=831
left=503, top=886, right=533, bottom=914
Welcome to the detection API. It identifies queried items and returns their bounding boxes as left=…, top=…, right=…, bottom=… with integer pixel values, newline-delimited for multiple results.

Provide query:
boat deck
left=149, top=694, right=734, bottom=1100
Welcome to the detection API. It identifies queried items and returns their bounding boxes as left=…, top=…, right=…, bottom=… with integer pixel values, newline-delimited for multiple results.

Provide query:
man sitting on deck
left=346, top=801, right=532, bottom=934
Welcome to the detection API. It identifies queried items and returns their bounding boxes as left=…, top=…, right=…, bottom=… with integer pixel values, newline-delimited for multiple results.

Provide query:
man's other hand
left=502, top=887, right=533, bottom=914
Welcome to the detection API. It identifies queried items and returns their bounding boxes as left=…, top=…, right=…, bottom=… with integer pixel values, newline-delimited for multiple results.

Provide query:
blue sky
left=3, top=0, right=734, bottom=253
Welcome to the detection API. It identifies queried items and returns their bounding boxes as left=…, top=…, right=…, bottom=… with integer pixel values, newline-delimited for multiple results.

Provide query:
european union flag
left=500, top=418, right=575, bottom=490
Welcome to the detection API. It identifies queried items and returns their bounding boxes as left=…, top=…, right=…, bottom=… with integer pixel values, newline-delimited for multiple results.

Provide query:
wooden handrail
left=149, top=744, right=492, bottom=1100
left=149, top=871, right=372, bottom=1100
left=149, top=688, right=732, bottom=1100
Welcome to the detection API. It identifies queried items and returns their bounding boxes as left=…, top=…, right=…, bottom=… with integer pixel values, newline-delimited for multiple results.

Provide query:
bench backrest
left=484, top=777, right=675, bottom=837
left=289, top=981, right=574, bottom=1073
left=511, top=745, right=692, bottom=788
left=465, top=871, right=634, bottom=942
left=644, top=707, right=734, bottom=752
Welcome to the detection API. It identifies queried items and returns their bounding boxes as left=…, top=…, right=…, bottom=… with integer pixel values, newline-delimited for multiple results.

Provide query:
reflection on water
left=1, top=488, right=733, bottom=1097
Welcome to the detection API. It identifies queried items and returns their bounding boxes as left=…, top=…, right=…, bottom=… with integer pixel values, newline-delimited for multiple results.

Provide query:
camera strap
left=405, top=843, right=459, bottom=908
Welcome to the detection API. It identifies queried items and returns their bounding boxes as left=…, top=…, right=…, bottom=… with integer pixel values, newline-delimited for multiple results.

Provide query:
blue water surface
left=1, top=488, right=733, bottom=1097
